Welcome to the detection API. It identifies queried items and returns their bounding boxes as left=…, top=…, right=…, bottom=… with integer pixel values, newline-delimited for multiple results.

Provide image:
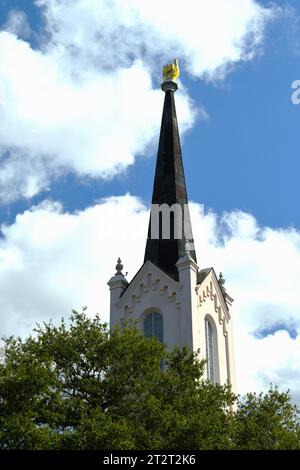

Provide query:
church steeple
left=144, top=61, right=197, bottom=279
left=108, top=60, right=236, bottom=391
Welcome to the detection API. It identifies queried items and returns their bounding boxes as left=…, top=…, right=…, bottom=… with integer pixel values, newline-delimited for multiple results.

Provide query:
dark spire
left=144, top=78, right=197, bottom=280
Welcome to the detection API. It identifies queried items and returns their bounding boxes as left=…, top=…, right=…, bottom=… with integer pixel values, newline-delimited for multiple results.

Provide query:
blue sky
left=1, top=0, right=300, bottom=399
left=1, top=0, right=300, bottom=229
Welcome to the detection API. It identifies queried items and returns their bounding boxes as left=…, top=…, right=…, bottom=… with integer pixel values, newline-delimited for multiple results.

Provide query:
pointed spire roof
left=144, top=75, right=197, bottom=280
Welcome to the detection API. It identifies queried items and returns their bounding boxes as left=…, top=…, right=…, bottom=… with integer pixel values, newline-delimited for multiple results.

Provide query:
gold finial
left=163, top=59, right=180, bottom=82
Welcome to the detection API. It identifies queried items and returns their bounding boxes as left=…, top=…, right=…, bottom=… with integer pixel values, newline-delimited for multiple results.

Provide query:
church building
left=108, top=61, right=236, bottom=390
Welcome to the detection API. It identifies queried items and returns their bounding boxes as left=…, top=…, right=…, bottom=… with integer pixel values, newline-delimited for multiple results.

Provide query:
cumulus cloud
left=37, top=0, right=273, bottom=78
left=0, top=40, right=179, bottom=201
left=2, top=9, right=31, bottom=39
left=0, top=0, right=275, bottom=202
left=0, top=195, right=148, bottom=335
left=1, top=195, right=300, bottom=400
left=190, top=204, right=300, bottom=398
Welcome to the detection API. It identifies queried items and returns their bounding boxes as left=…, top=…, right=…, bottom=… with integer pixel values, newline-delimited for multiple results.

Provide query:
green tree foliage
left=234, top=388, right=300, bottom=449
left=0, top=310, right=299, bottom=449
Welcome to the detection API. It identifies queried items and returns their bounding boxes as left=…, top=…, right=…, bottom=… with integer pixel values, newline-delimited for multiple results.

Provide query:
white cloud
left=3, top=9, right=31, bottom=39
left=190, top=204, right=300, bottom=398
left=0, top=0, right=275, bottom=202
left=1, top=196, right=300, bottom=400
left=0, top=195, right=148, bottom=336
left=37, top=0, right=273, bottom=79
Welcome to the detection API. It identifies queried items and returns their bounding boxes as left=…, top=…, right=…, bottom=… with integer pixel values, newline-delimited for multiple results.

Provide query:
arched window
left=205, top=319, right=215, bottom=383
left=143, top=312, right=163, bottom=343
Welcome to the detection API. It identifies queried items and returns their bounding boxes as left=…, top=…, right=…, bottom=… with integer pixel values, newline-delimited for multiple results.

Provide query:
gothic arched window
left=143, top=312, right=163, bottom=343
left=205, top=319, right=215, bottom=383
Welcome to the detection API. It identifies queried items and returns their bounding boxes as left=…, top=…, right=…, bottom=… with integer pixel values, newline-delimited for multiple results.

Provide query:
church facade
left=108, top=62, right=236, bottom=390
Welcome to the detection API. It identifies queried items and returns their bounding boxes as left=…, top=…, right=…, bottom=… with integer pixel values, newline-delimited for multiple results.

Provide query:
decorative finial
left=219, top=272, right=226, bottom=292
left=161, top=59, right=179, bottom=93
left=115, top=257, right=124, bottom=275
left=163, top=59, right=180, bottom=82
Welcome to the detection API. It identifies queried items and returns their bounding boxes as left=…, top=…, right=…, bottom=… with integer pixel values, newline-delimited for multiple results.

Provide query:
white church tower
left=108, top=61, right=236, bottom=390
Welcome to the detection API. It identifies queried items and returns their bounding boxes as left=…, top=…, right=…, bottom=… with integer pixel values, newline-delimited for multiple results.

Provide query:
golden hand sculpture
left=163, top=59, right=180, bottom=82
